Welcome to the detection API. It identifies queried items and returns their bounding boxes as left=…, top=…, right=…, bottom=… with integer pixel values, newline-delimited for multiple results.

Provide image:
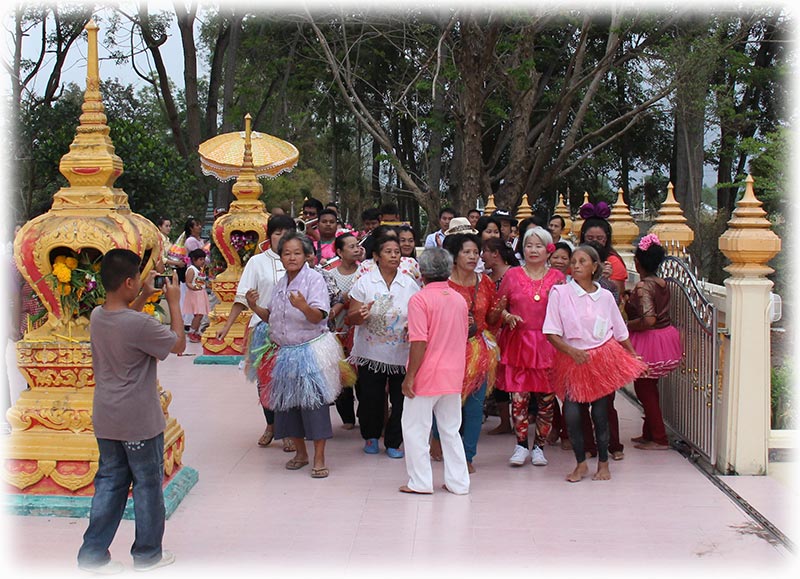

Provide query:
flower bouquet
left=48, top=251, right=105, bottom=320
left=230, top=231, right=259, bottom=266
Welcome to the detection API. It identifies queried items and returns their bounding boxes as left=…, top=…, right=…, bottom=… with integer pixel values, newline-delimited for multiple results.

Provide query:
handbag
left=467, top=275, right=480, bottom=339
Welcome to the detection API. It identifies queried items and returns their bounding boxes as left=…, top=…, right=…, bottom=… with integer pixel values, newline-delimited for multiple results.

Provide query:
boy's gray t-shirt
left=90, top=306, right=177, bottom=441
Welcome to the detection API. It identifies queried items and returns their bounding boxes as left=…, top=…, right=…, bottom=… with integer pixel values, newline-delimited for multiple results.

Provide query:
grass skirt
left=257, top=331, right=355, bottom=411
left=552, top=339, right=648, bottom=403
left=463, top=330, right=500, bottom=401
left=243, top=322, right=276, bottom=383
left=630, top=325, right=682, bottom=379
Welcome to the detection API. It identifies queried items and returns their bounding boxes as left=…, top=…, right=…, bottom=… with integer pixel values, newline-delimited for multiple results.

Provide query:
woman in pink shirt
left=400, top=248, right=470, bottom=495
left=543, top=245, right=646, bottom=483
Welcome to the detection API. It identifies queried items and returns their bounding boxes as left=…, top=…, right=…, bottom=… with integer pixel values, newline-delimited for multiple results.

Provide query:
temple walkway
left=3, top=337, right=797, bottom=577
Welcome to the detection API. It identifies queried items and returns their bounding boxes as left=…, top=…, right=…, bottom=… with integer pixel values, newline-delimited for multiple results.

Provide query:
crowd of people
left=5, top=197, right=684, bottom=572
left=155, top=197, right=680, bottom=493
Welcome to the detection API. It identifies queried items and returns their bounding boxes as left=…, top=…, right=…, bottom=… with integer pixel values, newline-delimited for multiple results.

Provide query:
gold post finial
left=648, top=182, right=694, bottom=255
left=607, top=188, right=639, bottom=252
left=718, top=175, right=781, bottom=277
left=483, top=194, right=497, bottom=215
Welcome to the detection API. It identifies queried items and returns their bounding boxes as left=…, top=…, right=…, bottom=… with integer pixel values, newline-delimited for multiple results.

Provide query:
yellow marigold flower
left=92, top=263, right=101, bottom=272
left=53, top=263, right=72, bottom=283
left=143, top=303, right=155, bottom=315
left=65, top=257, right=79, bottom=269
left=54, top=256, right=67, bottom=265
left=61, top=283, right=72, bottom=296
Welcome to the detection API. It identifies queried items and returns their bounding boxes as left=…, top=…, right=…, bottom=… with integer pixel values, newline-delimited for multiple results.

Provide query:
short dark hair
left=439, top=206, right=456, bottom=219
left=379, top=202, right=399, bottom=217
left=553, top=241, right=573, bottom=257
left=334, top=232, right=357, bottom=254
left=361, top=208, right=380, bottom=222
left=100, top=249, right=141, bottom=292
left=442, top=232, right=481, bottom=259
left=302, top=197, right=324, bottom=214
left=188, top=248, right=206, bottom=262
left=635, top=243, right=667, bottom=275
left=372, top=235, right=401, bottom=259
left=156, top=216, right=170, bottom=228
left=549, top=215, right=566, bottom=228
left=467, top=209, right=481, bottom=217
left=267, top=214, right=297, bottom=236
left=319, top=208, right=338, bottom=220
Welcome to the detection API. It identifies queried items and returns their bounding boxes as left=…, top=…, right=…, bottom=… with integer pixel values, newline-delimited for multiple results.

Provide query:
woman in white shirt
left=347, top=235, right=419, bottom=459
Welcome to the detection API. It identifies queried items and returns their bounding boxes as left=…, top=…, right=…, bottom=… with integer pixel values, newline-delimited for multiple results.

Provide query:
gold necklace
left=524, top=265, right=547, bottom=302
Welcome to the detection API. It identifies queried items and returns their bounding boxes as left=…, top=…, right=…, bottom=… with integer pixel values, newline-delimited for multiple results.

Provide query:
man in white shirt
left=424, top=207, right=455, bottom=248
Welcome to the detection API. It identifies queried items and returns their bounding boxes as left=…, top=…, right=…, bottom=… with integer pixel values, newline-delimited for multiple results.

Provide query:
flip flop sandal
left=283, top=439, right=296, bottom=453
left=311, top=467, right=329, bottom=478
left=258, top=428, right=274, bottom=447
left=285, top=458, right=309, bottom=470
left=399, top=485, right=432, bottom=494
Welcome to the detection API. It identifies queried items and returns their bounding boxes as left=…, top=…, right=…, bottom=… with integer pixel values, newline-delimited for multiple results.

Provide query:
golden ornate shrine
left=4, top=21, right=187, bottom=497
left=200, top=115, right=272, bottom=354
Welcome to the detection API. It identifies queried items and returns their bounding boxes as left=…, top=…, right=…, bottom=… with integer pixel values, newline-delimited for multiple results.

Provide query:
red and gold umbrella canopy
left=199, top=128, right=299, bottom=182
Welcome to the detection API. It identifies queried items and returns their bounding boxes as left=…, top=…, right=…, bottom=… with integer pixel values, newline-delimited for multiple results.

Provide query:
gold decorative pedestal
left=3, top=21, right=195, bottom=512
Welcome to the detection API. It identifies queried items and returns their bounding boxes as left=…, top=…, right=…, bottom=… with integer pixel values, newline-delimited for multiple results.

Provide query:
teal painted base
left=5, top=465, right=199, bottom=520
left=193, top=355, right=242, bottom=365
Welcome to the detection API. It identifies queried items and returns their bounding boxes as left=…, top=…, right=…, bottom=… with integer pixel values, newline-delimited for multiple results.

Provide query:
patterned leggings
left=511, top=392, right=555, bottom=448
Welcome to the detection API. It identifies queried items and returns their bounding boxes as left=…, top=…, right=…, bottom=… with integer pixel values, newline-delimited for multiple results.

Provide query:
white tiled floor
left=3, top=338, right=798, bottom=577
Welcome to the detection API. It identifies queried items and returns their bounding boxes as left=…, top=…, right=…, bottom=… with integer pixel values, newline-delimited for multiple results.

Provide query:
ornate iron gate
left=658, top=254, right=720, bottom=465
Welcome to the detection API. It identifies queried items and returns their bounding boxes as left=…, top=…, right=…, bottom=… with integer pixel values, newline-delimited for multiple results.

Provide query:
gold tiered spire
left=607, top=188, right=639, bottom=252
left=648, top=182, right=694, bottom=255
left=515, top=193, right=532, bottom=222
left=718, top=175, right=781, bottom=277
left=553, top=193, right=572, bottom=238
left=571, top=191, right=591, bottom=240
left=483, top=193, right=497, bottom=215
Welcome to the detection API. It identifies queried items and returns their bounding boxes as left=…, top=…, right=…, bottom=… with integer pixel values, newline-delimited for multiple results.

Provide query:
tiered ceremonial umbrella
left=198, top=124, right=299, bottom=181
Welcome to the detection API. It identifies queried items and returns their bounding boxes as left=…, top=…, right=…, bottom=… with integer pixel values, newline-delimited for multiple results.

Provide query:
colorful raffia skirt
left=551, top=338, right=648, bottom=403
left=254, top=330, right=356, bottom=411
left=463, top=330, right=500, bottom=401
left=630, top=326, right=682, bottom=379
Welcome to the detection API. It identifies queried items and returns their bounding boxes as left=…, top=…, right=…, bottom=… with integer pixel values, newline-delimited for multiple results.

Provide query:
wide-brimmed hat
left=444, top=217, right=479, bottom=236
left=491, top=209, right=518, bottom=227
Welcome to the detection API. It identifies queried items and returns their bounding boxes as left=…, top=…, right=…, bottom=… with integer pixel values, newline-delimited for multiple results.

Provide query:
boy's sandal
left=285, top=458, right=309, bottom=470
left=311, top=466, right=329, bottom=478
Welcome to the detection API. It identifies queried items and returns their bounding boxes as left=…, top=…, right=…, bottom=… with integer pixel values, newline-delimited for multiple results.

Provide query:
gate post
left=717, top=176, right=781, bottom=474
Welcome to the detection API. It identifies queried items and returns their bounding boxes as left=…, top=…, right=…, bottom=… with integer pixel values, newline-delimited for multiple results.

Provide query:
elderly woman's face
left=375, top=240, right=401, bottom=271
left=455, top=240, right=480, bottom=272
left=280, top=238, right=307, bottom=273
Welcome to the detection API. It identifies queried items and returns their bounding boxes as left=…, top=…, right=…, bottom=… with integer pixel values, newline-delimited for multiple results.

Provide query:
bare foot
left=487, top=423, right=512, bottom=435
left=611, top=450, right=625, bottom=461
left=560, top=439, right=572, bottom=451
left=631, top=436, right=649, bottom=444
left=341, top=423, right=355, bottom=430
left=467, top=462, right=476, bottom=474
left=399, top=485, right=432, bottom=495
left=566, top=462, right=589, bottom=483
left=592, top=461, right=611, bottom=481
left=429, top=438, right=443, bottom=461
left=634, top=441, right=670, bottom=450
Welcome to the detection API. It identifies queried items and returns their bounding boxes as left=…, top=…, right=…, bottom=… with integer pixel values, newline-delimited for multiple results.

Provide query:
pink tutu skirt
left=552, top=339, right=648, bottom=403
left=182, top=287, right=210, bottom=315
left=630, top=326, right=682, bottom=379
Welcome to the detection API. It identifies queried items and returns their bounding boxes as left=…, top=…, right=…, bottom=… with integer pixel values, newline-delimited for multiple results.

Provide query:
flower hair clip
left=637, top=233, right=661, bottom=251
left=578, top=201, right=611, bottom=220
left=546, top=243, right=556, bottom=253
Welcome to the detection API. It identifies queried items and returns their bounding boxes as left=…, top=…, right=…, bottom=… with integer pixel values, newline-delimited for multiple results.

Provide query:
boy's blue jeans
left=77, top=433, right=165, bottom=569
left=432, top=381, right=487, bottom=463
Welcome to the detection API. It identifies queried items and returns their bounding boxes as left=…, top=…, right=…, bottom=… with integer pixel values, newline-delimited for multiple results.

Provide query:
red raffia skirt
left=462, top=330, right=500, bottom=401
left=552, top=339, right=648, bottom=403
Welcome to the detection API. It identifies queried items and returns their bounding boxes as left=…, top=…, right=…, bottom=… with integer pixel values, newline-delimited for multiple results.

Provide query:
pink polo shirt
left=406, top=281, right=468, bottom=396
left=542, top=280, right=629, bottom=350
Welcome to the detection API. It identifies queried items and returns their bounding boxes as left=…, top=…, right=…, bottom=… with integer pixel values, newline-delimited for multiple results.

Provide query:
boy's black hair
left=267, top=214, right=297, bottom=236
left=361, top=207, right=380, bottom=222
left=302, top=197, right=324, bottom=214
left=188, top=248, right=206, bottom=262
left=379, top=202, right=399, bottom=217
left=439, top=206, right=456, bottom=219
left=100, top=249, right=141, bottom=292
left=319, top=208, right=338, bottom=220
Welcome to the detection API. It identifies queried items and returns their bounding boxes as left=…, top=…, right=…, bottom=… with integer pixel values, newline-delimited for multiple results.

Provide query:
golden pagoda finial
left=607, top=188, right=639, bottom=252
left=718, top=175, right=781, bottom=277
left=516, top=193, right=532, bottom=222
left=53, top=19, right=125, bottom=209
left=483, top=193, right=497, bottom=215
left=230, top=114, right=264, bottom=207
left=553, top=193, right=572, bottom=237
left=648, top=182, right=694, bottom=255
left=571, top=191, right=591, bottom=240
